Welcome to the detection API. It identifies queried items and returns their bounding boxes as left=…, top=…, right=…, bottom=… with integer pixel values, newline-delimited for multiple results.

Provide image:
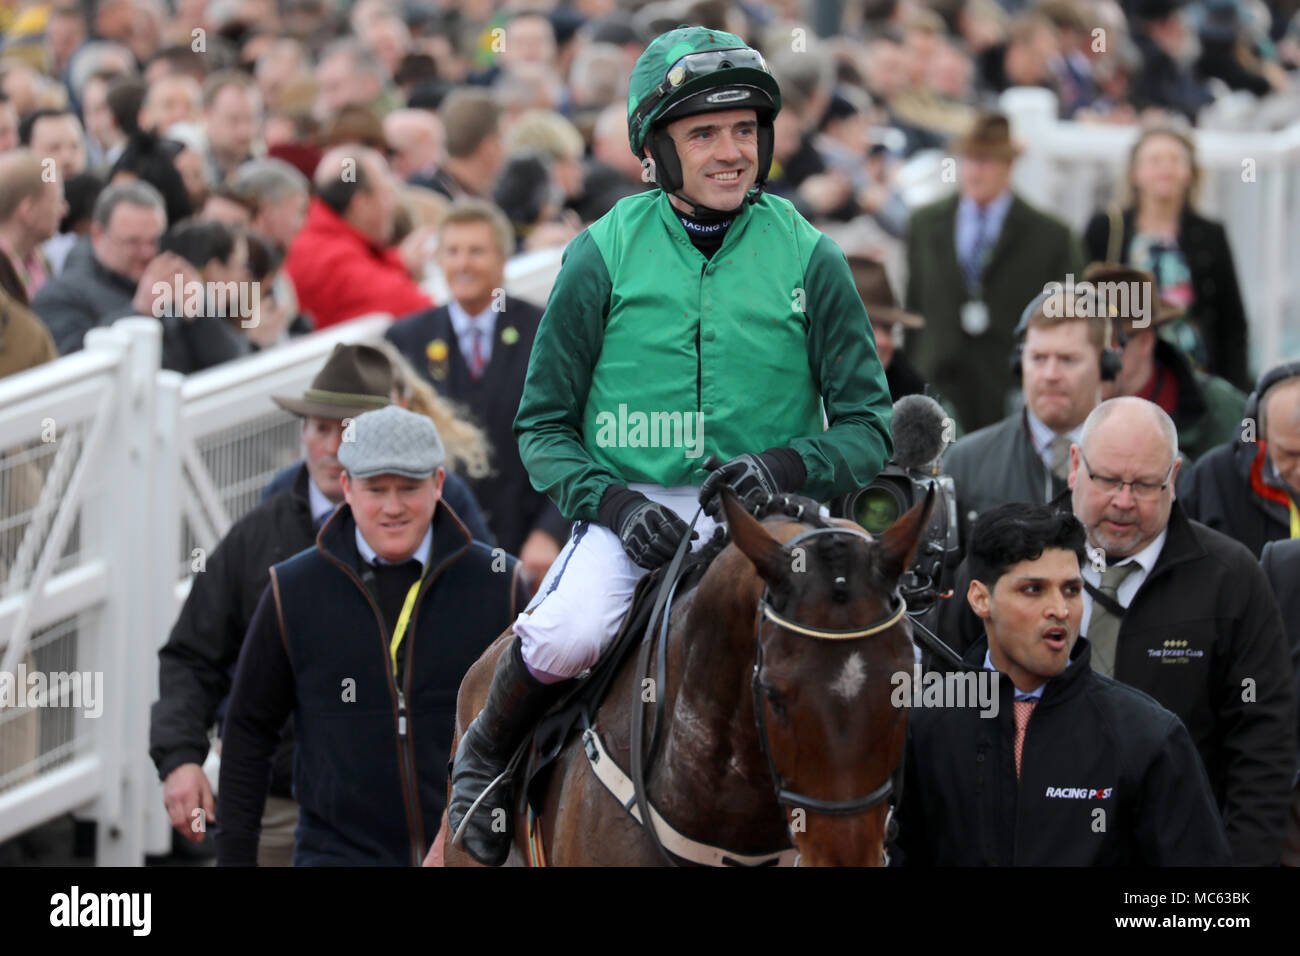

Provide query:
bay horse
left=441, top=484, right=935, bottom=866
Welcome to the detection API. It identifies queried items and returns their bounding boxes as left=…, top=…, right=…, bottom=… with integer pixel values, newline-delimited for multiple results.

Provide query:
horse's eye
left=760, top=683, right=786, bottom=715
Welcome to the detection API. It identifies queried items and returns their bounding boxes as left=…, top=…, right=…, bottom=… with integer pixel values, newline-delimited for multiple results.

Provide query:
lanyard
left=389, top=576, right=424, bottom=678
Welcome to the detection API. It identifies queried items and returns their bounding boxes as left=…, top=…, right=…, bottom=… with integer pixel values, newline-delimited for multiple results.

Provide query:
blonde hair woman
left=1083, top=123, right=1251, bottom=390
left=369, top=337, right=491, bottom=481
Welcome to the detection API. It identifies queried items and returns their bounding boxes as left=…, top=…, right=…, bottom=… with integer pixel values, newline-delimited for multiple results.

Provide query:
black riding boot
left=447, top=634, right=568, bottom=865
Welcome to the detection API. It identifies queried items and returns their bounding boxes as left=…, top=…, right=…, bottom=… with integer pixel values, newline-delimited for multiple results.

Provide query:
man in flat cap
left=215, top=405, right=528, bottom=866
left=151, top=342, right=394, bottom=866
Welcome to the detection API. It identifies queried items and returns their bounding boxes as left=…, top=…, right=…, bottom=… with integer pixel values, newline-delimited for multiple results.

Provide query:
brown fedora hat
left=951, top=111, right=1021, bottom=161
left=1081, top=262, right=1185, bottom=335
left=847, top=255, right=925, bottom=329
left=272, top=343, right=394, bottom=420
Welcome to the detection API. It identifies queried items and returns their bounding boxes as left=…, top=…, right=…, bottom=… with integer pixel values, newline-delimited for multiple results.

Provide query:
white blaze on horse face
left=830, top=652, right=867, bottom=701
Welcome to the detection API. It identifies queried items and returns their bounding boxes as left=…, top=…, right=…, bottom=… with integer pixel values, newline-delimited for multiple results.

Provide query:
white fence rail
left=0, top=246, right=565, bottom=864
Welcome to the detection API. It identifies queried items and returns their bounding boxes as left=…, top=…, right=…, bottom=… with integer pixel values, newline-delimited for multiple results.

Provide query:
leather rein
left=751, top=525, right=906, bottom=817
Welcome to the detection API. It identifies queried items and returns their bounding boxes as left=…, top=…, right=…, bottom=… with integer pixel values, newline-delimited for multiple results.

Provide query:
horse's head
left=721, top=485, right=935, bottom=867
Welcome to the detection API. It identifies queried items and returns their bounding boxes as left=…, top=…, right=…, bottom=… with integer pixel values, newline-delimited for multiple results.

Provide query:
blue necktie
left=964, top=207, right=991, bottom=291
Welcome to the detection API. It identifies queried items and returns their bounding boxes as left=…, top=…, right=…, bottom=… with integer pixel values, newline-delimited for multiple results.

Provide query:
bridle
left=751, top=525, right=908, bottom=818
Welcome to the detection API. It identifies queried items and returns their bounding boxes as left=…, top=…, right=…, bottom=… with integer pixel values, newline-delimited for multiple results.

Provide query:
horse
left=441, top=483, right=936, bottom=867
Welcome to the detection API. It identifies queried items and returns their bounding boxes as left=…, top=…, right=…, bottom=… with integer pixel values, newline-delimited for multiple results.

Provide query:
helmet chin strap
left=668, top=184, right=765, bottom=222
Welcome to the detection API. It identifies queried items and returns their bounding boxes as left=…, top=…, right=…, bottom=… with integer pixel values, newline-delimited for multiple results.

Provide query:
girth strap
left=582, top=727, right=797, bottom=868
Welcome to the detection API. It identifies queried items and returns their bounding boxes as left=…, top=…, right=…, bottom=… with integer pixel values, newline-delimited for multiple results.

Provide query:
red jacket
left=286, top=199, right=431, bottom=329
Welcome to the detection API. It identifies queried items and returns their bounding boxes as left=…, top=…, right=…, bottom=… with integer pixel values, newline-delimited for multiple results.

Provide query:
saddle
left=521, top=549, right=711, bottom=818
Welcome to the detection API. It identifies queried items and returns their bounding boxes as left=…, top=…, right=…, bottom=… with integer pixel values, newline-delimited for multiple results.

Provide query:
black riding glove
left=598, top=486, right=697, bottom=571
left=698, top=448, right=807, bottom=518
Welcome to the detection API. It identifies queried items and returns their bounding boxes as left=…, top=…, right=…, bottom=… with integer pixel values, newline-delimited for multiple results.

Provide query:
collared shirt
left=0, top=235, right=50, bottom=298
left=307, top=475, right=337, bottom=528
left=983, top=648, right=1073, bottom=701
left=954, top=189, right=1013, bottom=288
left=448, top=298, right=499, bottom=372
left=355, top=523, right=433, bottom=571
left=1025, top=408, right=1084, bottom=474
left=1080, top=527, right=1169, bottom=635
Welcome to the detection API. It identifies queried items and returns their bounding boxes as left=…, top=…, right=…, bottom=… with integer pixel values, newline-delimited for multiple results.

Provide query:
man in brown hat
left=848, top=254, right=935, bottom=402
left=150, top=343, right=393, bottom=866
left=905, top=111, right=1084, bottom=432
left=1091, top=262, right=1244, bottom=463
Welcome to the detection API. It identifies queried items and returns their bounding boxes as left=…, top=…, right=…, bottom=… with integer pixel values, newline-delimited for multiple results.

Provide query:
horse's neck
left=653, top=577, right=782, bottom=831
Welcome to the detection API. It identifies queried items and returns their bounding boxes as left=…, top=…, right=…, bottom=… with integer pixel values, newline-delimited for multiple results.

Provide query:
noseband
left=752, top=525, right=907, bottom=817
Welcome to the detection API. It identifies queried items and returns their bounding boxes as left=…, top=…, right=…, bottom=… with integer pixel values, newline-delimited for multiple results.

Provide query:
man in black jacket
left=216, top=405, right=526, bottom=865
left=938, top=397, right=1296, bottom=864
left=149, top=343, right=394, bottom=865
left=31, top=180, right=166, bottom=354
left=895, top=503, right=1229, bottom=866
left=1260, top=538, right=1300, bottom=867
left=386, top=200, right=568, bottom=586
left=1183, top=362, right=1300, bottom=557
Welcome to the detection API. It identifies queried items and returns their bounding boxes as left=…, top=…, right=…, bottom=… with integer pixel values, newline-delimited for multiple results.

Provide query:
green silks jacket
left=514, top=190, right=893, bottom=522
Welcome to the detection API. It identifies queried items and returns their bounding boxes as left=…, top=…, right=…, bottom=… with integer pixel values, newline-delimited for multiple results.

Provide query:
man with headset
left=944, top=282, right=1120, bottom=546
left=1183, top=361, right=1300, bottom=557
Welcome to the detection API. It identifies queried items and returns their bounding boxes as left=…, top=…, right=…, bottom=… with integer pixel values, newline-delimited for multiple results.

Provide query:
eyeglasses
left=1078, top=450, right=1174, bottom=501
left=630, top=47, right=772, bottom=138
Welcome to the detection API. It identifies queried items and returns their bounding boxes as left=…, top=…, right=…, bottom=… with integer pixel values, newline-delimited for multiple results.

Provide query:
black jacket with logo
left=893, top=635, right=1231, bottom=866
left=936, top=500, right=1297, bottom=865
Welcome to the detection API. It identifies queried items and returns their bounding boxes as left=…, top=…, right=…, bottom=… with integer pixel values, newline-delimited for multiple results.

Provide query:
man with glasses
left=1066, top=397, right=1293, bottom=865
left=940, top=396, right=1295, bottom=864
left=32, top=180, right=170, bottom=354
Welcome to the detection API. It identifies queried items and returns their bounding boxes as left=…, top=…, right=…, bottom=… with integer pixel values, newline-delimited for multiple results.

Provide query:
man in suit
left=905, top=111, right=1084, bottom=432
left=386, top=199, right=568, bottom=586
left=944, top=287, right=1106, bottom=544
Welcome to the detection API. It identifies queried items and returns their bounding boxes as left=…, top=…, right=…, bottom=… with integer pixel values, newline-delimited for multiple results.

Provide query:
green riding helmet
left=627, top=26, right=782, bottom=210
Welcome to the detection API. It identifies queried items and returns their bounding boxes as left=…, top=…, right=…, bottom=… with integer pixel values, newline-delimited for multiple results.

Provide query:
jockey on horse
left=447, top=25, right=896, bottom=865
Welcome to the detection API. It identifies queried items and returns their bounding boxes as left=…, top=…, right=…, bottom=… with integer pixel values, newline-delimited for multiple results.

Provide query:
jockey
left=447, top=25, right=895, bottom=865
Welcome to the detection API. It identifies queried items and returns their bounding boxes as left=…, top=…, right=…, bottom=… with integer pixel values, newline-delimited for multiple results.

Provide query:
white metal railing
left=0, top=246, right=565, bottom=864
left=1002, top=87, right=1300, bottom=375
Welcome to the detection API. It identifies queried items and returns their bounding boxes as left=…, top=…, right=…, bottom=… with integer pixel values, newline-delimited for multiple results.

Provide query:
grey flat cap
left=337, top=405, right=445, bottom=479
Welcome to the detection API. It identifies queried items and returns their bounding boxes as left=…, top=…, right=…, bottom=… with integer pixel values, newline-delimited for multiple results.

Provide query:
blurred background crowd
left=0, top=0, right=1298, bottom=386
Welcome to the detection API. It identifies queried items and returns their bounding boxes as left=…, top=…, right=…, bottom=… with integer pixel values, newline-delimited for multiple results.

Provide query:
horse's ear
left=721, top=486, right=789, bottom=586
left=877, top=483, right=937, bottom=582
